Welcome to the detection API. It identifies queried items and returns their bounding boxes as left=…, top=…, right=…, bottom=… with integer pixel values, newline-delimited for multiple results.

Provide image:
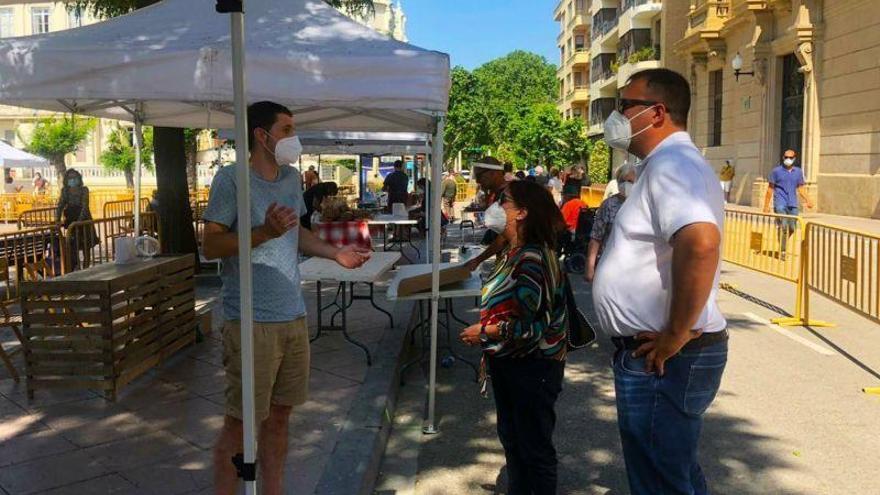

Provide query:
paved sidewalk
left=377, top=262, right=880, bottom=495
left=0, top=274, right=405, bottom=494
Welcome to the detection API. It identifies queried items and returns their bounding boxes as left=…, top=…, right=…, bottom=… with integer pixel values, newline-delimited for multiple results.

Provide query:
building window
left=575, top=35, right=585, bottom=51
left=708, top=69, right=723, bottom=147
left=68, top=7, right=83, bottom=28
left=0, top=9, right=13, bottom=38
left=31, top=7, right=50, bottom=35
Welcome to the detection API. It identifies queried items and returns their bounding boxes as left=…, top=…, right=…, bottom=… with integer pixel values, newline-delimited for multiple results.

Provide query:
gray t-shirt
left=203, top=164, right=307, bottom=322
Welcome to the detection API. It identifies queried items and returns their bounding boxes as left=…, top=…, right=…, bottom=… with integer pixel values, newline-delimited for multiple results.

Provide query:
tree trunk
left=153, top=127, right=197, bottom=261
left=185, top=140, right=198, bottom=192
left=124, top=169, right=134, bottom=189
left=52, top=157, right=66, bottom=180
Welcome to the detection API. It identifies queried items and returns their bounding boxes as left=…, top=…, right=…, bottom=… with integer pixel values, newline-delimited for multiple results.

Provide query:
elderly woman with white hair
left=584, top=163, right=636, bottom=283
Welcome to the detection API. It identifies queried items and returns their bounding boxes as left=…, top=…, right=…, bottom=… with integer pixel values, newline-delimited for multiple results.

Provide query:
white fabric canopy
left=0, top=0, right=449, bottom=132
left=0, top=141, right=49, bottom=168
left=299, top=131, right=430, bottom=154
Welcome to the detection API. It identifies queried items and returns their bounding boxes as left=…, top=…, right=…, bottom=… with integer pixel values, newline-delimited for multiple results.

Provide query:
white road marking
left=742, top=312, right=836, bottom=356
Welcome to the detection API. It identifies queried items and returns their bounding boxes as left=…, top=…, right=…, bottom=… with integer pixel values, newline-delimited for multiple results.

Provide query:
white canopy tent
left=298, top=131, right=432, bottom=155
left=0, top=0, right=449, bottom=491
left=0, top=141, right=49, bottom=169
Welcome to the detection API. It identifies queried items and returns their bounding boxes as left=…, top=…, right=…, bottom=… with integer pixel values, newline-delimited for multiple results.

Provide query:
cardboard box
left=396, top=264, right=471, bottom=297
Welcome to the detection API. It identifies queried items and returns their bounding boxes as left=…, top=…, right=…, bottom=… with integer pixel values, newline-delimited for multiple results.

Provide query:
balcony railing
left=590, top=53, right=616, bottom=83
left=622, top=0, right=654, bottom=11
left=618, top=29, right=654, bottom=63
left=590, top=98, right=616, bottom=127
left=591, top=8, right=619, bottom=41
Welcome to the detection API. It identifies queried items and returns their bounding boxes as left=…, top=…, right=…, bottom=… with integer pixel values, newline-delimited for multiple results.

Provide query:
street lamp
left=731, top=52, right=754, bottom=81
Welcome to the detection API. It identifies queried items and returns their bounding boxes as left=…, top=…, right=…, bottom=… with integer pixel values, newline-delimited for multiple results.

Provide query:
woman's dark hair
left=63, top=169, right=83, bottom=188
left=503, top=180, right=566, bottom=250
left=313, top=181, right=338, bottom=204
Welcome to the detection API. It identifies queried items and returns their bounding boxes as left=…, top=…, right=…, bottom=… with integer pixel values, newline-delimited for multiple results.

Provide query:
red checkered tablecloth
left=314, top=221, right=373, bottom=250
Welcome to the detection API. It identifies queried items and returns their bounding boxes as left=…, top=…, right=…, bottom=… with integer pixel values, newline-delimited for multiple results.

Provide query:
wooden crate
left=20, top=255, right=196, bottom=400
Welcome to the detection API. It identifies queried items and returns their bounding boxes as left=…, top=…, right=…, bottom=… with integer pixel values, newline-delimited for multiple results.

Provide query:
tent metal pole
left=133, top=103, right=143, bottom=237
left=226, top=3, right=258, bottom=493
left=424, top=115, right=445, bottom=435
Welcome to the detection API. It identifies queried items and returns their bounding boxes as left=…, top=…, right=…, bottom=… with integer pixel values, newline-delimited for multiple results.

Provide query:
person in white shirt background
left=590, top=68, right=727, bottom=495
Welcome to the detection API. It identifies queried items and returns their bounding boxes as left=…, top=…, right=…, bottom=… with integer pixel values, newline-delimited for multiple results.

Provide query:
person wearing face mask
left=459, top=180, right=568, bottom=495
left=55, top=168, right=97, bottom=270
left=763, top=150, right=813, bottom=261
left=464, top=157, right=510, bottom=272
left=584, top=163, right=635, bottom=284
left=205, top=101, right=371, bottom=495
left=300, top=181, right=338, bottom=230
left=591, top=69, right=728, bottom=495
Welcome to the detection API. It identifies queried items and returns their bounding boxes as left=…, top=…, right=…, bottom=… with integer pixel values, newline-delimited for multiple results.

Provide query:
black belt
left=612, top=329, right=728, bottom=352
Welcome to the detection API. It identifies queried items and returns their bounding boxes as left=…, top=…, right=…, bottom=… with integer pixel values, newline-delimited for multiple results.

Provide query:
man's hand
left=459, top=323, right=482, bottom=346
left=263, top=202, right=299, bottom=238
left=334, top=245, right=371, bottom=269
left=632, top=329, right=703, bottom=376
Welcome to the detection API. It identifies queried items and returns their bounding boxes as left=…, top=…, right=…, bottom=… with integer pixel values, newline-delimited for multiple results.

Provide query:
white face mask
left=620, top=181, right=633, bottom=197
left=483, top=202, right=507, bottom=233
left=783, top=158, right=795, bottom=167
left=261, top=129, right=303, bottom=165
left=604, top=106, right=656, bottom=151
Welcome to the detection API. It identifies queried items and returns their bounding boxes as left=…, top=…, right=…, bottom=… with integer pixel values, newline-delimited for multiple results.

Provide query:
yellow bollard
left=863, top=387, right=880, bottom=396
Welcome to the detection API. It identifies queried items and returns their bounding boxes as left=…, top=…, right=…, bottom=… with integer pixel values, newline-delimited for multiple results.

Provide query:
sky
left=401, top=0, right=559, bottom=70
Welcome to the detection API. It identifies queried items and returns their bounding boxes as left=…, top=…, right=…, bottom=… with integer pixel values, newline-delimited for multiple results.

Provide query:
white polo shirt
left=592, top=132, right=727, bottom=337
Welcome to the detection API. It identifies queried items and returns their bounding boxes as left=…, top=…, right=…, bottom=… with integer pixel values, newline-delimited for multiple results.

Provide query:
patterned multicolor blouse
left=480, top=244, right=568, bottom=362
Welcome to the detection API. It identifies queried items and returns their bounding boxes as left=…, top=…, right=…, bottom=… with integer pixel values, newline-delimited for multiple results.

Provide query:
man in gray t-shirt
left=206, top=102, right=370, bottom=495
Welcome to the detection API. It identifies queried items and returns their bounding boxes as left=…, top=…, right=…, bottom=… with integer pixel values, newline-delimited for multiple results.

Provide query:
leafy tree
left=588, top=139, right=611, bottom=184
left=23, top=116, right=95, bottom=178
left=99, top=125, right=154, bottom=188
left=445, top=66, right=490, bottom=165
left=67, top=0, right=375, bottom=257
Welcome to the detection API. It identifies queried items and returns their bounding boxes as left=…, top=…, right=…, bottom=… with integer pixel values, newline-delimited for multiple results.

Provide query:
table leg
left=400, top=300, right=428, bottom=385
left=366, top=283, right=394, bottom=328
left=310, top=280, right=323, bottom=342
left=442, top=299, right=479, bottom=381
left=338, top=282, right=372, bottom=366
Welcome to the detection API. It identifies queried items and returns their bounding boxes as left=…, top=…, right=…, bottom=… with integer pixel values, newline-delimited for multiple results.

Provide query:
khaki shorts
left=222, top=319, right=310, bottom=422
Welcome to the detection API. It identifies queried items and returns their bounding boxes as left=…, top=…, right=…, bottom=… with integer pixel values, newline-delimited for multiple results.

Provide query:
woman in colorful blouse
left=460, top=179, right=568, bottom=495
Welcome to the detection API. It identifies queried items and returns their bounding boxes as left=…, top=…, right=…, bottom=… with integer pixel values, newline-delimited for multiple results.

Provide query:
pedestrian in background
left=441, top=171, right=458, bottom=221
left=562, top=164, right=586, bottom=201
left=592, top=69, right=728, bottom=495
left=459, top=180, right=568, bottom=495
left=719, top=159, right=735, bottom=203
left=382, top=160, right=410, bottom=212
left=763, top=149, right=813, bottom=260
left=585, top=163, right=635, bottom=283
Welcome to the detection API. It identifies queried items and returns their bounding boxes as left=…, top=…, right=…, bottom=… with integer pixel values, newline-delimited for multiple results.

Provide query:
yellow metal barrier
left=17, top=207, right=58, bottom=229
left=66, top=213, right=160, bottom=271
left=455, top=182, right=478, bottom=203
left=0, top=226, right=65, bottom=281
left=102, top=198, right=151, bottom=219
left=723, top=208, right=803, bottom=283
left=580, top=186, right=606, bottom=208
left=773, top=222, right=878, bottom=329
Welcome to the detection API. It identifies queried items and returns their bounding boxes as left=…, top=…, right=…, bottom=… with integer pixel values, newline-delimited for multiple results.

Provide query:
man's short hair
left=247, top=101, right=292, bottom=151
left=393, top=160, right=404, bottom=169
left=627, top=68, right=690, bottom=127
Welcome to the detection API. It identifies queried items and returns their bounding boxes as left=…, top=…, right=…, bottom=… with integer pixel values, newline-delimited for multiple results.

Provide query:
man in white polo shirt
left=592, top=69, right=727, bottom=495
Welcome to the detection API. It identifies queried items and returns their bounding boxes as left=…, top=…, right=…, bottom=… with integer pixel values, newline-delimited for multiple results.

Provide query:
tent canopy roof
left=0, top=0, right=449, bottom=132
left=298, top=131, right=430, bottom=154
left=0, top=141, right=49, bottom=168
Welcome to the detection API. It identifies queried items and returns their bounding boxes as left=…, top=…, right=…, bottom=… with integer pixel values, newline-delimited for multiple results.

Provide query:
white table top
left=299, top=251, right=401, bottom=283
left=368, top=214, right=418, bottom=226
left=386, top=262, right=483, bottom=301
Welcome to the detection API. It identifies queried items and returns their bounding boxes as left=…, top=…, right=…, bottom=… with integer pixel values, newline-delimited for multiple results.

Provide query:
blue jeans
left=613, top=338, right=728, bottom=495
left=774, top=205, right=799, bottom=253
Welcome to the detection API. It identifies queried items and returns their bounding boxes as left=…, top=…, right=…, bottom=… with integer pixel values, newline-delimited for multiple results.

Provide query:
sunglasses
left=617, top=98, right=660, bottom=113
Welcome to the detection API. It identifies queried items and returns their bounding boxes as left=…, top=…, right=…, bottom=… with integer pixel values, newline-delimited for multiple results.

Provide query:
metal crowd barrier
left=723, top=208, right=803, bottom=283
left=17, top=207, right=58, bottom=230
left=0, top=226, right=65, bottom=281
left=65, top=212, right=160, bottom=271
left=103, top=198, right=151, bottom=219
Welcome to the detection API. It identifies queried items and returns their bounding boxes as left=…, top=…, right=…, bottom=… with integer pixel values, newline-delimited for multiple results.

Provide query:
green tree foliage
left=588, top=139, right=611, bottom=185
left=445, top=51, right=590, bottom=170
left=99, top=125, right=154, bottom=188
left=24, top=116, right=95, bottom=177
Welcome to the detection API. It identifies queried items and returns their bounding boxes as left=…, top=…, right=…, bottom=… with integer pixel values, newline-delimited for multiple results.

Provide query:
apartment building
left=676, top=0, right=880, bottom=217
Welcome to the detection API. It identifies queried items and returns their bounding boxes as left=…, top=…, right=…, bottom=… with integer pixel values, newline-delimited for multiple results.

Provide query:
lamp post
left=732, top=52, right=755, bottom=81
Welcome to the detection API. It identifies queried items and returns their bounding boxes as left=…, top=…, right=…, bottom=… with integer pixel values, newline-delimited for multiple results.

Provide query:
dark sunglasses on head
left=617, top=98, right=660, bottom=113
